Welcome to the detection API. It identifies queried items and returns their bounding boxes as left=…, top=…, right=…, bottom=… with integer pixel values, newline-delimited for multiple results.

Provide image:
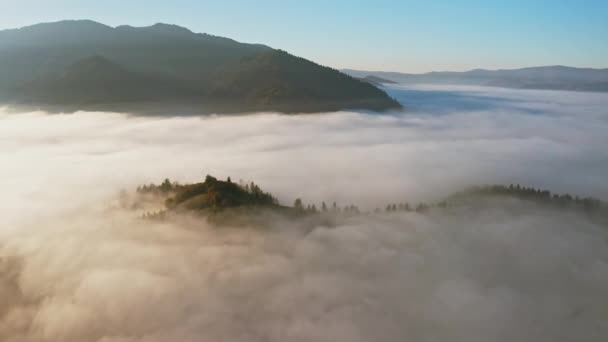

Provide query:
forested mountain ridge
left=0, top=20, right=401, bottom=113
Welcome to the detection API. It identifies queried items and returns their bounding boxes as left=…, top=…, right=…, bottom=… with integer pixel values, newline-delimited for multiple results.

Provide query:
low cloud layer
left=1, top=85, right=608, bottom=341
left=2, top=200, right=607, bottom=342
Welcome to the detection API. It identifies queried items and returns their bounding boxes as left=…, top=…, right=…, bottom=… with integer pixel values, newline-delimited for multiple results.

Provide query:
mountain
left=0, top=20, right=400, bottom=113
left=342, top=66, right=608, bottom=92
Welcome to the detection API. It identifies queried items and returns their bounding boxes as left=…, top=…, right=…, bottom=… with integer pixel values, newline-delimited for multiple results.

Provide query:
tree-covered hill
left=0, top=20, right=401, bottom=114
left=137, top=175, right=279, bottom=212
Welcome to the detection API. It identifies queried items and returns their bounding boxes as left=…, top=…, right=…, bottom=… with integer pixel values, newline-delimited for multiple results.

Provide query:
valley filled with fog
left=1, top=85, right=608, bottom=341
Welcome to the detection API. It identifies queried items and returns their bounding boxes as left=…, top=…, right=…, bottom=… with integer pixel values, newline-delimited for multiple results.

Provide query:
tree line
left=136, top=177, right=607, bottom=223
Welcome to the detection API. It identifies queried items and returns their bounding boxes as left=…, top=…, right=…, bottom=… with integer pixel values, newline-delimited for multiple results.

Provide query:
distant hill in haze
left=356, top=75, right=397, bottom=86
left=342, top=66, right=608, bottom=92
left=0, top=20, right=401, bottom=114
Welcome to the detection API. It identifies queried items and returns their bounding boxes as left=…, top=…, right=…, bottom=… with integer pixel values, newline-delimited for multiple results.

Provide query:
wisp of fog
left=1, top=85, right=608, bottom=341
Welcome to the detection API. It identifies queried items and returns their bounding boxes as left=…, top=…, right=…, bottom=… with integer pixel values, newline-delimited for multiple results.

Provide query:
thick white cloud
left=1, top=85, right=608, bottom=341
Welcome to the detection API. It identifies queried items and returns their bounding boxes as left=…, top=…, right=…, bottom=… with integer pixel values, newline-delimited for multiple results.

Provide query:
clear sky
left=1, top=0, right=607, bottom=72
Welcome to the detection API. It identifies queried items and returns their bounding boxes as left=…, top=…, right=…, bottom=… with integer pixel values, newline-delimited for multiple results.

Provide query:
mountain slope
left=0, top=20, right=400, bottom=113
left=342, top=66, right=608, bottom=92
left=18, top=55, right=197, bottom=104
left=209, top=50, right=401, bottom=111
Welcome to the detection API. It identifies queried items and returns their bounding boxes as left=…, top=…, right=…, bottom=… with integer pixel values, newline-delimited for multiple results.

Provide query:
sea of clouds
left=1, top=85, right=608, bottom=341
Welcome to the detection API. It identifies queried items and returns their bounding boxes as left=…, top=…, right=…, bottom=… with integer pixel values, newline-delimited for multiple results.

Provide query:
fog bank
left=2, top=86, right=608, bottom=220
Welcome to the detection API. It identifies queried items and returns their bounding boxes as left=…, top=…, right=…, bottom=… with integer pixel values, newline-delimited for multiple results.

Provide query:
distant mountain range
left=343, top=66, right=608, bottom=92
left=0, top=20, right=400, bottom=114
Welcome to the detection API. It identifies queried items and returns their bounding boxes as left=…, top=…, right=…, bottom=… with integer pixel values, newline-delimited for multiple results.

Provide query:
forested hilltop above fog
left=128, top=175, right=608, bottom=227
left=343, top=66, right=608, bottom=92
left=0, top=20, right=401, bottom=114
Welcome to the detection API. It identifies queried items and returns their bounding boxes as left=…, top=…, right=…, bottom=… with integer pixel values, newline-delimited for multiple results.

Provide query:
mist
left=1, top=85, right=608, bottom=341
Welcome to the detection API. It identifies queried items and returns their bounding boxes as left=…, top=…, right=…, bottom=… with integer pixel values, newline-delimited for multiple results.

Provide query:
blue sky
left=1, top=0, right=607, bottom=72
